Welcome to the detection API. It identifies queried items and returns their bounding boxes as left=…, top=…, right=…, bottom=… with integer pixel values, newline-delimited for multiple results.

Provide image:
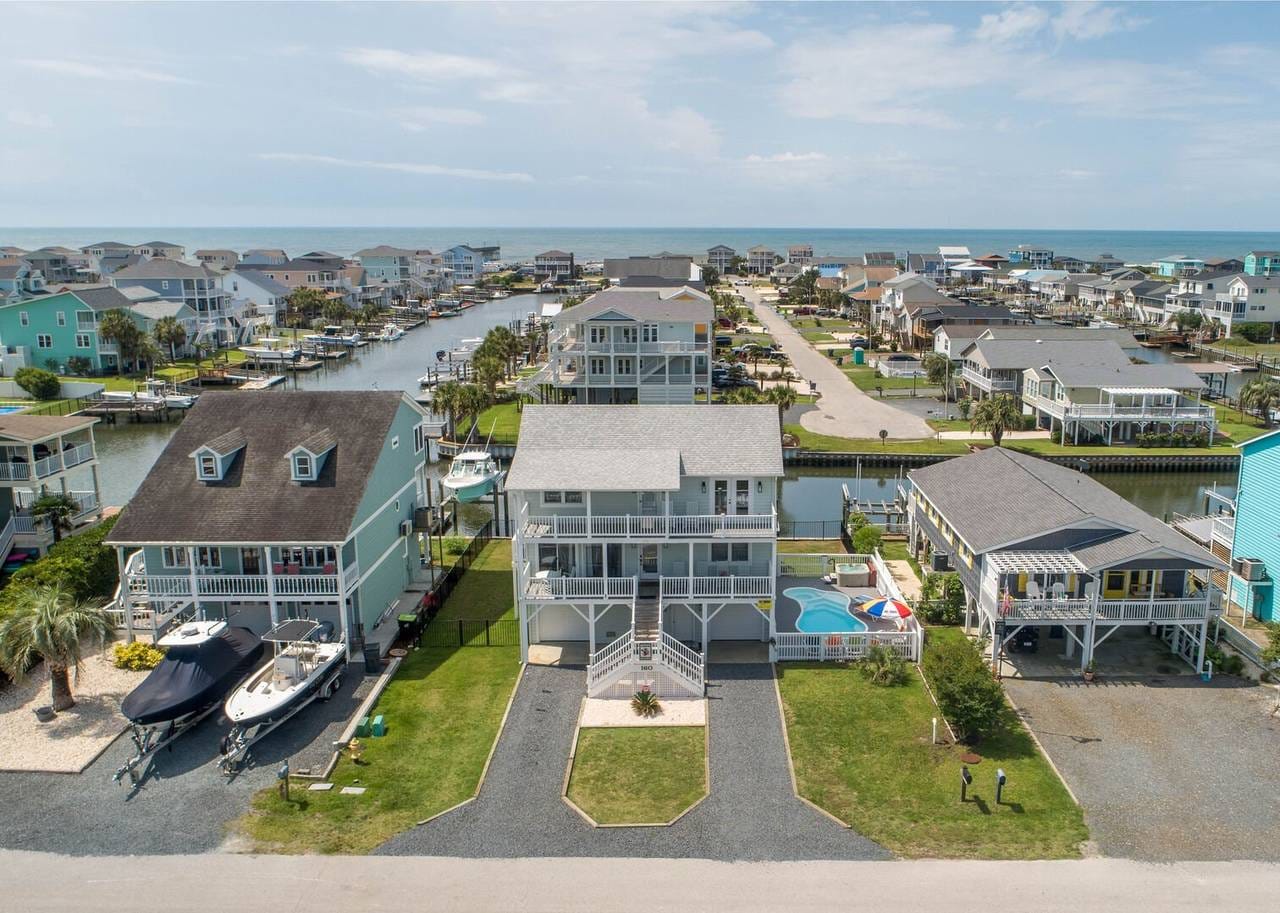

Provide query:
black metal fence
left=778, top=519, right=846, bottom=541
left=420, top=617, right=520, bottom=648
left=423, top=519, right=494, bottom=610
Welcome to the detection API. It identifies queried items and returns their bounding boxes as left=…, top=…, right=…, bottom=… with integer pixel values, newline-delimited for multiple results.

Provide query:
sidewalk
left=743, top=289, right=931, bottom=439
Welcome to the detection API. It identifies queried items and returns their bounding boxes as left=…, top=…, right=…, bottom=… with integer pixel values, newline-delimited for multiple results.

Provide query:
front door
left=606, top=543, right=623, bottom=578
left=735, top=479, right=750, bottom=515
left=638, top=491, right=660, bottom=516
left=713, top=480, right=729, bottom=515
left=241, top=548, right=262, bottom=575
left=639, top=545, right=659, bottom=580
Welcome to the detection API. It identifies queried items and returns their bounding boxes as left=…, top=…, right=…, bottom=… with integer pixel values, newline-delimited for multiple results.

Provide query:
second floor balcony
left=0, top=442, right=95, bottom=481
left=523, top=506, right=777, bottom=540
left=961, top=364, right=1018, bottom=392
left=125, top=550, right=359, bottom=602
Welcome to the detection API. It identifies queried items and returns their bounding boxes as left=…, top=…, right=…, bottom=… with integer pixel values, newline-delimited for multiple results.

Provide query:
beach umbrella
left=859, top=597, right=912, bottom=620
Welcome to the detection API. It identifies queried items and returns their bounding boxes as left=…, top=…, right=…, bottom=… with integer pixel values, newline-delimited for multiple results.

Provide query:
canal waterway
left=89, top=293, right=1237, bottom=526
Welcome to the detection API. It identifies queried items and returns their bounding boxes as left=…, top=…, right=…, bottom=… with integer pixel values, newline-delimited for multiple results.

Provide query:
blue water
left=785, top=587, right=868, bottom=634
left=2, top=226, right=1277, bottom=264
left=0, top=407, right=23, bottom=414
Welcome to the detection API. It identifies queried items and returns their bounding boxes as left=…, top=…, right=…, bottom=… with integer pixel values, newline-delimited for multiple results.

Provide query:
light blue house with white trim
left=106, top=391, right=435, bottom=654
left=1226, top=429, right=1280, bottom=622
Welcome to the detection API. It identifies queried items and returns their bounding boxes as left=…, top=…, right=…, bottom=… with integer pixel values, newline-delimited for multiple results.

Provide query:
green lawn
left=843, top=365, right=929, bottom=392
left=786, top=425, right=970, bottom=454
left=802, top=331, right=837, bottom=343
left=878, top=539, right=923, bottom=581
left=778, top=538, right=847, bottom=554
left=567, top=727, right=706, bottom=824
left=234, top=540, right=520, bottom=853
left=457, top=400, right=523, bottom=445
left=777, top=630, right=1086, bottom=859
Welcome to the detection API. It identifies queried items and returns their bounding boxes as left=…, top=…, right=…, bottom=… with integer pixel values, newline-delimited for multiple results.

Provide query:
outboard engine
left=436, top=349, right=447, bottom=361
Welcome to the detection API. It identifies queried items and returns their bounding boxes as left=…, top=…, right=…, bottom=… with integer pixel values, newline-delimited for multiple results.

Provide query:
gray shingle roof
left=107, top=391, right=409, bottom=545
left=973, top=326, right=1140, bottom=348
left=354, top=245, right=413, bottom=257
left=909, top=448, right=1222, bottom=569
left=557, top=287, right=713, bottom=324
left=228, top=268, right=290, bottom=297
left=1046, top=360, right=1205, bottom=391
left=111, top=258, right=216, bottom=280
left=964, top=339, right=1130, bottom=371
left=505, top=405, right=783, bottom=492
left=69, top=286, right=136, bottom=312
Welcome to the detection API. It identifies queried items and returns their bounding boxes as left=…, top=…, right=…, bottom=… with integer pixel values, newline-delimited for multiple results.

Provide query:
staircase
left=585, top=600, right=705, bottom=699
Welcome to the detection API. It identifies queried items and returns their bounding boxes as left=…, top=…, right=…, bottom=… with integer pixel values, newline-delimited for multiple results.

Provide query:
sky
left=2, top=1, right=1279, bottom=230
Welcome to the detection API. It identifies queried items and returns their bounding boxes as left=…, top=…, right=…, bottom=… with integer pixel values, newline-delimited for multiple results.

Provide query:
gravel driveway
left=1004, top=671, right=1280, bottom=861
left=379, top=663, right=888, bottom=860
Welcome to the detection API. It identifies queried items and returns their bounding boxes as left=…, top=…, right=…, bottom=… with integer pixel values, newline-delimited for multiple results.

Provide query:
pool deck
left=776, top=576, right=904, bottom=635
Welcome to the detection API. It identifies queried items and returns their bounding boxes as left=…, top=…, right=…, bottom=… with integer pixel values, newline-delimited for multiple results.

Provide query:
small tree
left=14, top=367, right=61, bottom=401
left=29, top=492, right=79, bottom=543
left=859, top=643, right=908, bottom=686
left=921, top=352, right=950, bottom=389
left=972, top=394, right=1022, bottom=446
left=0, top=585, right=113, bottom=711
left=1239, top=378, right=1280, bottom=427
left=153, top=316, right=187, bottom=362
left=96, top=309, right=142, bottom=376
left=852, top=524, right=882, bottom=553
left=65, top=356, right=92, bottom=377
left=957, top=397, right=973, bottom=423
left=922, top=635, right=1006, bottom=743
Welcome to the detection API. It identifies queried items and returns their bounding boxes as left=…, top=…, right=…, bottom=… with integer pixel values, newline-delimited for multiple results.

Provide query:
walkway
left=379, top=663, right=887, bottom=860
left=7, top=852, right=1280, bottom=912
left=741, top=287, right=931, bottom=439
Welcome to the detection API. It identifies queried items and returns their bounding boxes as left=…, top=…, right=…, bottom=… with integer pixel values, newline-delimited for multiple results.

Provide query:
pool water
left=784, top=587, right=869, bottom=634
left=0, top=407, right=23, bottom=414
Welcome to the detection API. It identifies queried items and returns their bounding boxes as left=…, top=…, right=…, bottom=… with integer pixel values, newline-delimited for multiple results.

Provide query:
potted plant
left=1083, top=660, right=1096, bottom=683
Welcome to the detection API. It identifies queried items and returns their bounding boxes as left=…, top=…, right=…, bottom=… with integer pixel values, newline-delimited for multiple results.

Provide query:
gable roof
left=66, top=285, right=136, bottom=312
left=559, top=286, right=712, bottom=324
left=107, top=391, right=412, bottom=544
left=963, top=338, right=1131, bottom=371
left=909, top=448, right=1221, bottom=569
left=1046, top=360, right=1205, bottom=391
left=0, top=414, right=97, bottom=443
left=506, top=405, right=783, bottom=492
left=227, top=268, right=290, bottom=296
left=111, top=258, right=216, bottom=280
left=354, top=245, right=413, bottom=258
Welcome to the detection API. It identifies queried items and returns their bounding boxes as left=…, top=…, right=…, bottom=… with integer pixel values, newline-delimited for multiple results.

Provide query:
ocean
left=3, top=226, right=1278, bottom=264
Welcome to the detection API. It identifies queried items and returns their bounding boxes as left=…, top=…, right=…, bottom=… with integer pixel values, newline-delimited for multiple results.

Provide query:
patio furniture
left=836, top=562, right=870, bottom=587
left=286, top=564, right=301, bottom=575
left=1027, top=581, right=1043, bottom=600
left=1050, top=582, right=1067, bottom=600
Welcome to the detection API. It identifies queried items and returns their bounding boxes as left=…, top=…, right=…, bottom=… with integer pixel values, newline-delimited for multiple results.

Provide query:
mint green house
left=1226, top=429, right=1280, bottom=622
left=0, top=287, right=141, bottom=374
left=106, top=391, right=435, bottom=655
left=1244, top=251, right=1280, bottom=277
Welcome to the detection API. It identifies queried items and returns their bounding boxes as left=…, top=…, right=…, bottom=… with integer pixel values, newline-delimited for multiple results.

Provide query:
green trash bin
left=853, top=346, right=865, bottom=366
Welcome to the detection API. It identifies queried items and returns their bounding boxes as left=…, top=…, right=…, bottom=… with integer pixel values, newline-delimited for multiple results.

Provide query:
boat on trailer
left=219, top=618, right=345, bottom=774
left=114, top=620, right=263, bottom=785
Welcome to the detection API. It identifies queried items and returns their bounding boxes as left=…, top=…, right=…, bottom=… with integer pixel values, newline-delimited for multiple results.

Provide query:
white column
left=117, top=547, right=133, bottom=643
left=187, top=546, right=199, bottom=622
left=265, top=546, right=279, bottom=625
left=588, top=604, right=596, bottom=657
left=334, top=545, right=350, bottom=652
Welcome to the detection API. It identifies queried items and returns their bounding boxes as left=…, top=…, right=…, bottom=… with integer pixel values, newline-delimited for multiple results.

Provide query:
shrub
left=1204, top=641, right=1244, bottom=677
left=1233, top=322, right=1273, bottom=344
left=65, top=356, right=93, bottom=377
left=113, top=641, right=165, bottom=671
left=921, top=635, right=1006, bottom=743
left=917, top=572, right=965, bottom=625
left=14, top=367, right=60, bottom=401
left=852, top=524, right=882, bottom=554
left=5, top=516, right=119, bottom=608
left=858, top=643, right=908, bottom=686
left=957, top=398, right=972, bottom=421
left=442, top=535, right=467, bottom=556
left=846, top=511, right=869, bottom=532
left=631, top=688, right=661, bottom=717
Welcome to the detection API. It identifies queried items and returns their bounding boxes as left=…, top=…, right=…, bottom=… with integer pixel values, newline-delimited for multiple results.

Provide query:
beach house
left=106, top=391, right=435, bottom=652
left=1223, top=430, right=1280, bottom=624
left=110, top=258, right=250, bottom=349
left=909, top=447, right=1224, bottom=671
left=508, top=405, right=783, bottom=696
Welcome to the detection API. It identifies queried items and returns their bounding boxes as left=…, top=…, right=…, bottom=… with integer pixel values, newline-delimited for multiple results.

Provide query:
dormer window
left=287, top=427, right=335, bottom=484
left=198, top=454, right=218, bottom=479
left=293, top=453, right=313, bottom=481
left=189, top=427, right=246, bottom=483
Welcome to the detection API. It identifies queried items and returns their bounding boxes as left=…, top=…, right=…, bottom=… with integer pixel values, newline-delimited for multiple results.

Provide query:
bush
left=846, top=511, right=869, bottom=532
left=1204, top=641, right=1245, bottom=676
left=113, top=641, right=165, bottom=671
left=917, top=572, right=965, bottom=625
left=442, top=535, right=467, bottom=556
left=6, top=516, right=119, bottom=607
left=14, top=367, right=60, bottom=401
left=921, top=635, right=1006, bottom=743
left=1233, top=322, right=1273, bottom=344
left=65, top=356, right=93, bottom=377
left=852, top=524, right=883, bottom=554
left=858, top=643, right=908, bottom=686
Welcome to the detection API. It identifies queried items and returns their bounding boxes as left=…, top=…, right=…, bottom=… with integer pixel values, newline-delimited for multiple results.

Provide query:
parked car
left=847, top=337, right=869, bottom=349
left=716, top=317, right=734, bottom=329
left=715, top=335, right=733, bottom=348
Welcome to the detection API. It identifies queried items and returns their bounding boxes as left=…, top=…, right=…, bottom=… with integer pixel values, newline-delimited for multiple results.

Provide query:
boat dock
left=80, top=396, right=175, bottom=423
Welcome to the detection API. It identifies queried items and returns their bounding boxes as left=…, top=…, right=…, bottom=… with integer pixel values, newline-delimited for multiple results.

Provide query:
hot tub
left=835, top=563, right=870, bottom=587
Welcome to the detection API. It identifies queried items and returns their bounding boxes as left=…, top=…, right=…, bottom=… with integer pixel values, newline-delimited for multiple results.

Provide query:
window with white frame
left=642, top=323, right=659, bottom=342
left=619, top=325, right=637, bottom=344
left=56, top=311, right=66, bottom=327
left=18, top=312, right=29, bottom=326
left=197, top=454, right=219, bottom=479
left=195, top=547, right=221, bottom=568
left=589, top=357, right=607, bottom=375
left=293, top=453, right=312, bottom=480
left=36, top=334, right=52, bottom=349
left=414, top=424, right=425, bottom=453
left=541, top=490, right=584, bottom=505
left=161, top=546, right=188, bottom=568
left=75, top=333, right=92, bottom=349
left=589, top=325, right=608, bottom=344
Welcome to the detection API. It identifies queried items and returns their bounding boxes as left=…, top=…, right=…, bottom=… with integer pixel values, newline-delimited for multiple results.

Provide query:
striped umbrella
left=859, top=598, right=912, bottom=620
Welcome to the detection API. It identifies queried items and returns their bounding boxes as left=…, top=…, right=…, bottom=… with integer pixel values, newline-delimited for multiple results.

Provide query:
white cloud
left=743, top=151, right=829, bottom=165
left=1052, top=2, right=1147, bottom=40
left=341, top=48, right=508, bottom=81
left=7, top=110, right=53, bottom=128
left=1017, top=61, right=1235, bottom=119
left=1059, top=168, right=1099, bottom=180
left=18, top=57, right=192, bottom=84
left=256, top=152, right=533, bottom=183
left=395, top=106, right=486, bottom=130
left=977, top=5, right=1050, bottom=44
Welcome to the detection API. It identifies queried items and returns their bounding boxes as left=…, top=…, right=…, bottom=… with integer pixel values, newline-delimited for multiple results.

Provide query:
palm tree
left=765, top=385, right=797, bottom=434
left=29, top=492, right=79, bottom=543
left=472, top=354, right=506, bottom=398
left=136, top=335, right=164, bottom=376
left=322, top=297, right=351, bottom=325
left=359, top=301, right=383, bottom=328
left=153, top=316, right=187, bottom=362
left=921, top=352, right=951, bottom=392
left=721, top=386, right=760, bottom=405
left=96, top=309, right=139, bottom=376
left=286, top=287, right=327, bottom=327
left=972, top=394, right=1022, bottom=446
left=0, top=585, right=113, bottom=711
left=1239, top=378, right=1280, bottom=426
left=455, top=383, right=490, bottom=443
left=434, top=380, right=464, bottom=440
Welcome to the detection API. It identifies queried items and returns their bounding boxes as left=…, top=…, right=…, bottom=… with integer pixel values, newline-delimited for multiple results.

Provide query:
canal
left=89, top=294, right=1238, bottom=527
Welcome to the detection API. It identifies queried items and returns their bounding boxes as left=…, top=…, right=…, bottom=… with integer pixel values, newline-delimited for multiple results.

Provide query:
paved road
left=741, top=286, right=932, bottom=439
left=1005, top=661, right=1280, bottom=861
left=380, top=662, right=886, bottom=859
left=5, top=850, right=1279, bottom=912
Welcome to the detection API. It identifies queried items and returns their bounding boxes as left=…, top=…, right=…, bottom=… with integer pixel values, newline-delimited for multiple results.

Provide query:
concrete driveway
left=740, top=287, right=931, bottom=439
left=1003, top=632, right=1280, bottom=861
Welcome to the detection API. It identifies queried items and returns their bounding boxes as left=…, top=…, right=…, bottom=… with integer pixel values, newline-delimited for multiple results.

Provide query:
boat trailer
left=113, top=703, right=222, bottom=786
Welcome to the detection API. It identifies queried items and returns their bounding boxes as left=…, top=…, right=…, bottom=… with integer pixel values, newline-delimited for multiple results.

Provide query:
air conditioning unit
left=1233, top=557, right=1268, bottom=582
left=399, top=519, right=413, bottom=537
left=931, top=552, right=951, bottom=572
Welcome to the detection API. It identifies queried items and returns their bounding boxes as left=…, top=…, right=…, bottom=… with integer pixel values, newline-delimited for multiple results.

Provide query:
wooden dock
left=79, top=397, right=173, bottom=423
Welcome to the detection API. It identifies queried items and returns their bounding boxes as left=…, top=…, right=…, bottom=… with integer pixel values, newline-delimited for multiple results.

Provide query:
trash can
left=853, top=346, right=865, bottom=365
left=362, top=643, right=382, bottom=674
left=397, top=612, right=422, bottom=646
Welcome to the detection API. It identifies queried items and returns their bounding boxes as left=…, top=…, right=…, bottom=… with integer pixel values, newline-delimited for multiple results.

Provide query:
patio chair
left=1050, top=582, right=1067, bottom=600
left=1026, top=581, right=1043, bottom=600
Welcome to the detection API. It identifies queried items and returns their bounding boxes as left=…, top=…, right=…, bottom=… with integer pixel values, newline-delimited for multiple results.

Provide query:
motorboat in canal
left=239, top=337, right=302, bottom=362
left=437, top=337, right=483, bottom=362
left=219, top=618, right=345, bottom=773
left=379, top=323, right=406, bottom=342
left=304, top=325, right=362, bottom=346
left=144, top=378, right=197, bottom=409
left=440, top=449, right=504, bottom=503
left=114, top=620, right=263, bottom=783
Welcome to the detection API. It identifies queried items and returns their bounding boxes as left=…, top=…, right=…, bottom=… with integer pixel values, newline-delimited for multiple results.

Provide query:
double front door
left=712, top=479, right=751, bottom=515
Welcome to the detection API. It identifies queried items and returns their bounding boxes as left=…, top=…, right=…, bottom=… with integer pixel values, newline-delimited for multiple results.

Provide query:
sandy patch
left=580, top=697, right=706, bottom=728
left=0, top=649, right=146, bottom=773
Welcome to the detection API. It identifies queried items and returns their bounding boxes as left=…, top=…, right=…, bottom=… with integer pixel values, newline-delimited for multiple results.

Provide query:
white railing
left=587, top=631, right=635, bottom=693
left=0, top=462, right=30, bottom=481
left=343, top=559, right=360, bottom=583
left=995, top=595, right=1210, bottom=622
left=778, top=553, right=872, bottom=578
left=961, top=366, right=1017, bottom=390
left=523, top=511, right=777, bottom=539
left=775, top=631, right=919, bottom=662
left=61, top=443, right=94, bottom=468
left=1066, top=404, right=1215, bottom=421
left=33, top=454, right=62, bottom=477
left=131, top=572, right=340, bottom=599
left=661, top=575, right=774, bottom=598
left=273, top=574, right=340, bottom=595
left=0, top=516, right=14, bottom=562
left=871, top=549, right=906, bottom=602
left=1211, top=515, right=1235, bottom=549
left=197, top=574, right=270, bottom=596
left=658, top=631, right=705, bottom=690
left=525, top=574, right=637, bottom=600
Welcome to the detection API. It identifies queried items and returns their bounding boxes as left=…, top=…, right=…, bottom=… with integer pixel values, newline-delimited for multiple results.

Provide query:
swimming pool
left=784, top=587, right=868, bottom=634
left=0, top=407, right=23, bottom=415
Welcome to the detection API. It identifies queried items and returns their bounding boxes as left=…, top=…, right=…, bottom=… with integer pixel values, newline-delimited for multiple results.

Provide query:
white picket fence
left=775, top=630, right=921, bottom=662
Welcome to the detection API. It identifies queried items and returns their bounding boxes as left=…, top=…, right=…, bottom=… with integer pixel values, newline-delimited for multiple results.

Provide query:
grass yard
left=777, top=538, right=847, bottom=553
left=234, top=540, right=520, bottom=853
left=456, top=400, right=523, bottom=445
left=843, top=365, right=926, bottom=392
left=567, top=727, right=707, bottom=825
left=878, top=539, right=923, bottom=581
left=777, top=631, right=1086, bottom=859
left=785, top=425, right=970, bottom=454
